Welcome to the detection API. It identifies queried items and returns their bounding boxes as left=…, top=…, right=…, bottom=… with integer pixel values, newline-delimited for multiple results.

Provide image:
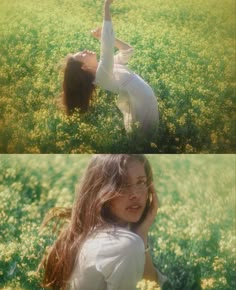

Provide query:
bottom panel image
left=0, top=154, right=235, bottom=290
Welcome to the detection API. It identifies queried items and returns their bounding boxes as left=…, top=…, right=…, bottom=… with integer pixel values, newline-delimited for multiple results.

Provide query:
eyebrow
left=125, top=176, right=146, bottom=184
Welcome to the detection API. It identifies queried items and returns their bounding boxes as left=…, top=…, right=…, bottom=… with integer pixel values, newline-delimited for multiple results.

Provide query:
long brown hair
left=39, top=154, right=153, bottom=289
left=61, top=55, right=96, bottom=115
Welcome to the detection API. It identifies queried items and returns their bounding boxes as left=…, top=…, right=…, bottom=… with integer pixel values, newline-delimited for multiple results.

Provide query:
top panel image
left=0, top=0, right=234, bottom=153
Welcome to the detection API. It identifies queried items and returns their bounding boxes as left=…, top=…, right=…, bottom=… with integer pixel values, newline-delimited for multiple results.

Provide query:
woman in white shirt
left=62, top=0, right=159, bottom=136
left=39, top=154, right=167, bottom=290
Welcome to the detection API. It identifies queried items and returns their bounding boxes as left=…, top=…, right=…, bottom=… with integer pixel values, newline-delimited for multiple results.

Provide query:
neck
left=86, top=64, right=98, bottom=76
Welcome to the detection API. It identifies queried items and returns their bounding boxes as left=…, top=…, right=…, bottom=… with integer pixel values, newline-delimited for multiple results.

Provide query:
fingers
left=91, top=29, right=98, bottom=35
left=91, top=27, right=101, bottom=33
left=149, top=183, right=156, bottom=193
left=91, top=28, right=102, bottom=38
left=149, top=183, right=158, bottom=211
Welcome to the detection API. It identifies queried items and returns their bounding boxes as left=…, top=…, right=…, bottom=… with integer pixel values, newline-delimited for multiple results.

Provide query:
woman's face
left=109, top=159, right=149, bottom=226
left=74, top=50, right=97, bottom=68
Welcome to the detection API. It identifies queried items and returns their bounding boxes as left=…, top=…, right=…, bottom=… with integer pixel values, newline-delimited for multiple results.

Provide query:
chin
left=126, top=215, right=142, bottom=223
left=117, top=215, right=141, bottom=225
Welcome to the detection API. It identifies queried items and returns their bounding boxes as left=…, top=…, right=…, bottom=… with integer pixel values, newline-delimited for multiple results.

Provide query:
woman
left=63, top=0, right=159, bottom=136
left=39, top=154, right=167, bottom=290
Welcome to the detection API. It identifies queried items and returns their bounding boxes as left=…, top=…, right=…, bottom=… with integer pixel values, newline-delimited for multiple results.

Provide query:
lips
left=126, top=204, right=142, bottom=211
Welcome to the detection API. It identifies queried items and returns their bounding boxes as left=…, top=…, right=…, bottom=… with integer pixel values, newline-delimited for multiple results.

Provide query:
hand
left=135, top=183, right=159, bottom=245
left=91, top=27, right=102, bottom=40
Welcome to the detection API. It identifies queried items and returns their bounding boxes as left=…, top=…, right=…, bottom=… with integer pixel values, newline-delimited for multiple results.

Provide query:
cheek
left=109, top=198, right=125, bottom=215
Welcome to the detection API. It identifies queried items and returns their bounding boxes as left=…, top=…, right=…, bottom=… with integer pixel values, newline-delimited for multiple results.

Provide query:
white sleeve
left=97, top=20, right=115, bottom=77
left=96, top=232, right=145, bottom=290
left=114, top=48, right=134, bottom=65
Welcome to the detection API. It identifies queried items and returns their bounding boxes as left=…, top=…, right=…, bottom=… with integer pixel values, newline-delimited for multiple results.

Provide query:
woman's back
left=95, top=20, right=159, bottom=134
left=70, top=226, right=145, bottom=290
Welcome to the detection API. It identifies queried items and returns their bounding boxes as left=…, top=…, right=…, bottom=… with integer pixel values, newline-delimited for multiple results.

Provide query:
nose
left=128, top=186, right=140, bottom=199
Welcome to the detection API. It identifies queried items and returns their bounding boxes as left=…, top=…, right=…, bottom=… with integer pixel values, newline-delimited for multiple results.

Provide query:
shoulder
left=95, top=227, right=145, bottom=278
left=81, top=227, right=145, bottom=258
left=98, top=227, right=145, bottom=257
left=113, top=227, right=144, bottom=252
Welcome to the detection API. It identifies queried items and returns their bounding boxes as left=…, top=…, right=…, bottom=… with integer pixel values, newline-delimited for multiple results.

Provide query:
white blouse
left=95, top=21, right=159, bottom=133
left=70, top=227, right=145, bottom=290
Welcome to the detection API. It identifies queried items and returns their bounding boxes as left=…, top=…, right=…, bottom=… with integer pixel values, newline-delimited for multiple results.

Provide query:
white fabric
left=70, top=227, right=145, bottom=290
left=95, top=21, right=159, bottom=133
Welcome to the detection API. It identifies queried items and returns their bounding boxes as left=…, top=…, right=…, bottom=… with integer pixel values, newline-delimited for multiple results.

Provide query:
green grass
left=0, top=0, right=235, bottom=153
left=0, top=154, right=235, bottom=289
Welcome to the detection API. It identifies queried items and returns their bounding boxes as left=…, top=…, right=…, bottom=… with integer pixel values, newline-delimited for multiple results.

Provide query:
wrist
left=104, top=1, right=111, bottom=21
left=104, top=1, right=111, bottom=7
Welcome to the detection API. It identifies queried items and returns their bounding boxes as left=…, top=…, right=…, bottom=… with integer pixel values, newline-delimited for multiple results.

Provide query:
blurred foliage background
left=0, top=154, right=235, bottom=289
left=0, top=0, right=235, bottom=153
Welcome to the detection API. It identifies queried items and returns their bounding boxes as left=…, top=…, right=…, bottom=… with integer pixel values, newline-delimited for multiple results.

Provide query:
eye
left=123, top=183, right=132, bottom=188
left=137, top=180, right=147, bottom=185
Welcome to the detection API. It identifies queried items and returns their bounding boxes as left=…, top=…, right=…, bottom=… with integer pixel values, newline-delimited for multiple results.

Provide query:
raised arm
left=94, top=0, right=115, bottom=77
left=104, top=0, right=113, bottom=21
left=92, top=26, right=134, bottom=65
left=92, top=28, right=132, bottom=51
left=134, top=184, right=159, bottom=283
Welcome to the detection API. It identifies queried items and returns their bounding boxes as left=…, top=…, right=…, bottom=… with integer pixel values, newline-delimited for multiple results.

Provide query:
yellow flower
left=137, top=279, right=161, bottom=290
left=201, top=278, right=215, bottom=289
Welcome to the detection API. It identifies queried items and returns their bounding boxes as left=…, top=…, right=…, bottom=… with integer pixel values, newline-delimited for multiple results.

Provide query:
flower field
left=0, top=154, right=235, bottom=289
left=0, top=0, right=235, bottom=153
